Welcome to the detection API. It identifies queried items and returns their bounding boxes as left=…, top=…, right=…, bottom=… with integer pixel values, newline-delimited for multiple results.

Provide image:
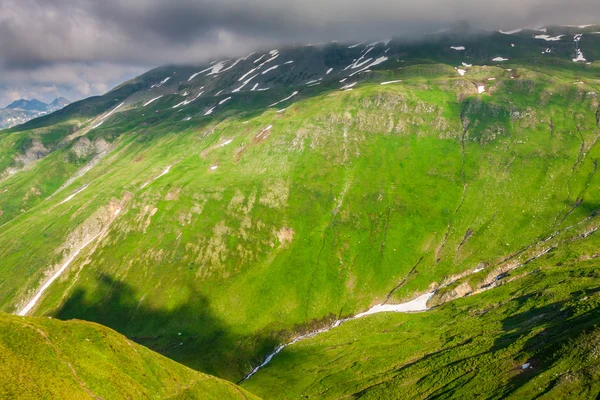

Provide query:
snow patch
left=268, top=91, right=298, bottom=107
left=151, top=77, right=171, bottom=88
left=348, top=42, right=364, bottom=48
left=499, top=29, right=522, bottom=35
left=326, top=68, right=333, bottom=74
left=204, top=107, right=216, bottom=116
left=348, top=56, right=388, bottom=77
left=573, top=34, right=587, bottom=62
left=218, top=97, right=232, bottom=105
left=261, top=65, right=279, bottom=75
left=59, top=185, right=88, bottom=205
left=233, top=74, right=259, bottom=93
left=478, top=85, right=486, bottom=94
left=172, top=92, right=203, bottom=108
left=354, top=292, right=434, bottom=318
left=380, top=80, right=402, bottom=85
left=450, top=46, right=466, bottom=51
left=492, top=57, right=509, bottom=62
left=92, top=102, right=124, bottom=128
left=243, top=291, right=434, bottom=381
left=256, top=125, right=272, bottom=139
left=456, top=68, right=467, bottom=76
left=534, top=34, right=564, bottom=41
left=17, top=232, right=102, bottom=316
left=143, top=95, right=163, bottom=107
left=188, top=61, right=228, bottom=81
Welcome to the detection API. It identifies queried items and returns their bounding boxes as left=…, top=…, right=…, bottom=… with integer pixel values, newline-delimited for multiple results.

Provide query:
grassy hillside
left=1, top=27, right=600, bottom=392
left=0, top=313, right=258, bottom=399
left=241, top=212, right=600, bottom=398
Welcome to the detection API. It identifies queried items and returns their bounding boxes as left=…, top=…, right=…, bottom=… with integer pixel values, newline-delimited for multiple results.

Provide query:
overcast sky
left=0, top=0, right=598, bottom=107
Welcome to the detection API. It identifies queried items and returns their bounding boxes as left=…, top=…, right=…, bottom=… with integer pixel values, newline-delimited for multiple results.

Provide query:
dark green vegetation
left=1, top=25, right=600, bottom=398
left=0, top=313, right=258, bottom=399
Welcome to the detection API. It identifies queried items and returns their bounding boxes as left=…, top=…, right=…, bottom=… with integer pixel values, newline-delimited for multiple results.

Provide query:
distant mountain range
left=0, top=97, right=70, bottom=129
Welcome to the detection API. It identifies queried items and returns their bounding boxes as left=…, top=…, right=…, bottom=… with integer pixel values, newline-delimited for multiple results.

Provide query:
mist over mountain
left=2, top=2, right=600, bottom=399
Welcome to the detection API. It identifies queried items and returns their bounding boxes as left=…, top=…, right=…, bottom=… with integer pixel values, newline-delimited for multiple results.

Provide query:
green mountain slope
left=0, top=313, right=258, bottom=399
left=241, top=221, right=600, bottom=398
left=1, top=26, right=600, bottom=393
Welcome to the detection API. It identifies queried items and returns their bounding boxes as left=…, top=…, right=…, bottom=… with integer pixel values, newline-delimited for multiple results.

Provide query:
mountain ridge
left=0, top=97, right=70, bottom=129
left=1, top=25, right=600, bottom=398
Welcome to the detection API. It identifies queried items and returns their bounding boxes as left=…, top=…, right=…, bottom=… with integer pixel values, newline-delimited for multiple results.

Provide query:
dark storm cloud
left=0, top=0, right=598, bottom=106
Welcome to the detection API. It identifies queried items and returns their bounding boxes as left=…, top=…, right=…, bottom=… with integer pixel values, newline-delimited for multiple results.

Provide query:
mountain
left=0, top=97, right=70, bottom=129
left=0, top=312, right=258, bottom=399
left=1, top=25, right=600, bottom=398
left=5, top=98, right=49, bottom=112
left=48, top=97, right=70, bottom=109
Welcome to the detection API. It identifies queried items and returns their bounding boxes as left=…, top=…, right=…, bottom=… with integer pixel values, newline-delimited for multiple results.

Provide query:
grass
left=0, top=312, right=258, bottom=399
left=242, top=227, right=600, bottom=398
left=0, top=30, right=599, bottom=395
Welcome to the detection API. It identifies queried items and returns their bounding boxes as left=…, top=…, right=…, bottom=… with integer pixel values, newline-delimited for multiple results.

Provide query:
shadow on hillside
left=54, top=273, right=280, bottom=381
left=492, top=285, right=600, bottom=397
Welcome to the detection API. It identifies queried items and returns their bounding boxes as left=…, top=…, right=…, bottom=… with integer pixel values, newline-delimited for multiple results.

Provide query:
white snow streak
left=499, top=29, right=522, bottom=35
left=573, top=34, right=587, bottom=62
left=243, top=291, right=434, bottom=381
left=450, top=46, right=466, bottom=50
left=143, top=95, right=163, bottom=107
left=172, top=92, right=203, bottom=108
left=233, top=74, right=259, bottom=93
left=151, top=77, right=171, bottom=88
left=380, top=80, right=402, bottom=85
left=354, top=292, right=434, bottom=318
left=239, top=67, right=258, bottom=82
left=188, top=61, right=228, bottom=81
left=534, top=34, right=564, bottom=41
left=348, top=56, right=388, bottom=77
left=92, top=102, right=124, bottom=128
left=218, top=97, right=232, bottom=105
left=262, top=65, right=279, bottom=75
left=269, top=91, right=298, bottom=107
left=17, top=233, right=102, bottom=316
left=141, top=165, right=172, bottom=188
left=59, top=185, right=88, bottom=205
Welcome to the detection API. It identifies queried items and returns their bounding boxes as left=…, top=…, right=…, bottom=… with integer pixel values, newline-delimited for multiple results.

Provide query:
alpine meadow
left=2, top=11, right=600, bottom=399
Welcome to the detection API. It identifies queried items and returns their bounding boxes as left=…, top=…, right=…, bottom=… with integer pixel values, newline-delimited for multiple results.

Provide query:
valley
left=2, top=25, right=600, bottom=398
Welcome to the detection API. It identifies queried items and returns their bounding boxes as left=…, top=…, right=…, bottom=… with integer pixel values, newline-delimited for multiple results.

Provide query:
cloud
left=0, top=0, right=598, bottom=106
left=0, top=62, right=146, bottom=107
